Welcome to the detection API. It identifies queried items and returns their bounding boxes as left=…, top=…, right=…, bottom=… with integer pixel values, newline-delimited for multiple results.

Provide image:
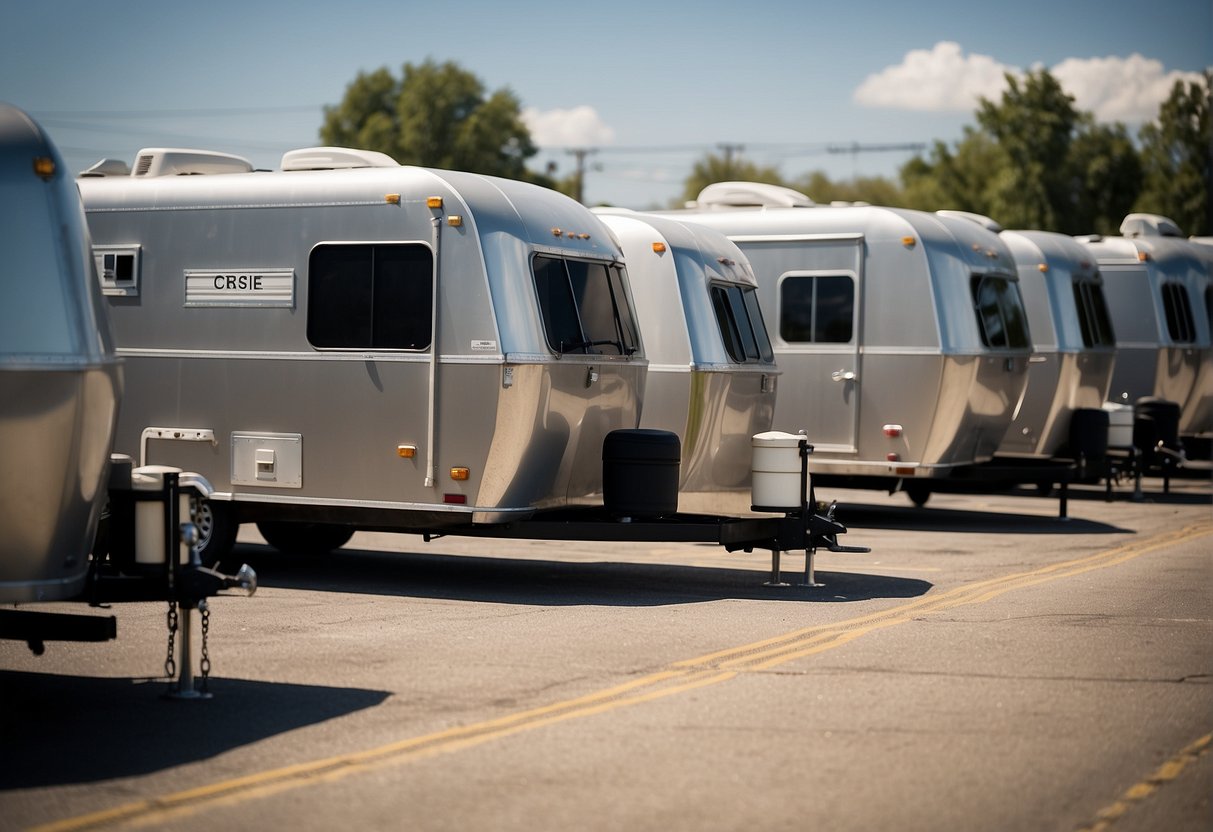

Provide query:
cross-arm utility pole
left=567, top=148, right=597, bottom=204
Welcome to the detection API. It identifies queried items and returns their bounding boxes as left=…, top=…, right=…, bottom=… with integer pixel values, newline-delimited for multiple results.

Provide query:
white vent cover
left=1120, top=213, right=1183, bottom=238
left=78, top=158, right=132, bottom=177
left=693, top=181, right=814, bottom=209
left=280, top=146, right=400, bottom=171
left=131, top=148, right=253, bottom=177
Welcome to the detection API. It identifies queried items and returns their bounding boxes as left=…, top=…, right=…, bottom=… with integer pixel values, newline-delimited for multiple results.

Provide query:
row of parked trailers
left=2, top=101, right=1210, bottom=678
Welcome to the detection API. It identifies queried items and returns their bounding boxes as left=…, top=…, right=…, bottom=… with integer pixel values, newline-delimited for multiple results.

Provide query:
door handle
left=831, top=369, right=857, bottom=382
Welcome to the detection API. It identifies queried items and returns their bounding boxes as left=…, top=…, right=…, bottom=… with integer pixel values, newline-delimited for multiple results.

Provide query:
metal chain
left=199, top=600, right=211, bottom=693
left=164, top=600, right=178, bottom=679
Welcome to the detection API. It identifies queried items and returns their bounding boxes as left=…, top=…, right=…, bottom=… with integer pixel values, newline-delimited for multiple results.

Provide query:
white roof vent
left=692, top=181, right=814, bottom=209
left=280, top=146, right=400, bottom=171
left=1120, top=213, right=1183, bottom=238
left=131, top=148, right=253, bottom=177
left=78, top=158, right=132, bottom=177
left=937, top=209, right=1003, bottom=233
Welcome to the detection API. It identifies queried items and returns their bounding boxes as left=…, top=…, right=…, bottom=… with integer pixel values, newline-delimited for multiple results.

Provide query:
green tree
left=321, top=59, right=545, bottom=183
left=1069, top=119, right=1142, bottom=235
left=1135, top=71, right=1211, bottom=236
left=679, top=153, right=784, bottom=206
left=897, top=68, right=1145, bottom=234
left=791, top=171, right=904, bottom=206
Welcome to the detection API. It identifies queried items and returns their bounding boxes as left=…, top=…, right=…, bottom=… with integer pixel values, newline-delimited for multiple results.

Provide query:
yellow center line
left=1076, top=732, right=1213, bottom=832
left=33, top=521, right=1212, bottom=832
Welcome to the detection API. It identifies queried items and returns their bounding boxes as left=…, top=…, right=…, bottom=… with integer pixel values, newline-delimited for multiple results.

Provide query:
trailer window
left=1161, top=282, right=1195, bottom=343
left=307, top=244, right=433, bottom=349
left=711, top=284, right=774, bottom=363
left=1072, top=279, right=1115, bottom=348
left=971, top=275, right=1030, bottom=349
left=532, top=254, right=638, bottom=356
left=779, top=275, right=854, bottom=343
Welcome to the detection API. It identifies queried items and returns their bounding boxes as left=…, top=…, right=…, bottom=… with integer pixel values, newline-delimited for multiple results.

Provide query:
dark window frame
left=1160, top=281, right=1196, bottom=343
left=531, top=253, right=639, bottom=357
left=1072, top=277, right=1115, bottom=348
left=778, top=274, right=855, bottom=344
left=710, top=283, right=774, bottom=364
left=306, top=243, right=434, bottom=350
left=971, top=274, right=1030, bottom=349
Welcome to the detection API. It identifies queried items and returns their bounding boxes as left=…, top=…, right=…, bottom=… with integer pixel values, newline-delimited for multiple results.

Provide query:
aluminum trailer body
left=667, top=186, right=1031, bottom=491
left=596, top=210, right=777, bottom=514
left=995, top=229, right=1116, bottom=458
left=1077, top=220, right=1211, bottom=438
left=78, top=147, right=647, bottom=558
left=0, top=103, right=122, bottom=603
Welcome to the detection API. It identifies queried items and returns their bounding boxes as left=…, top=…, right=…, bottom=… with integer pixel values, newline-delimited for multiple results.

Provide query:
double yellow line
left=34, top=521, right=1212, bottom=832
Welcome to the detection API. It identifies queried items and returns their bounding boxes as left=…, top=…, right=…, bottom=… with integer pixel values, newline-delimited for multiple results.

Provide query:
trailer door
left=738, top=236, right=862, bottom=451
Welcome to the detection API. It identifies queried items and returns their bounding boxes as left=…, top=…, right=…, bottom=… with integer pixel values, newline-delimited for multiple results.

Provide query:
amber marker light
left=447, top=215, right=463, bottom=227
left=1138, top=251, right=1150, bottom=261
left=1037, top=263, right=1049, bottom=272
left=450, top=467, right=470, bottom=481
left=384, top=193, right=401, bottom=204
left=33, top=157, right=55, bottom=179
left=397, top=444, right=416, bottom=459
left=551, top=227, right=563, bottom=237
left=652, top=241, right=667, bottom=254
left=902, top=236, right=916, bottom=248
left=426, top=196, right=443, bottom=209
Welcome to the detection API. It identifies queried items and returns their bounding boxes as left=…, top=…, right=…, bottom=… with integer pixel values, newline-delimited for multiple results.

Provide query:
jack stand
left=798, top=547, right=824, bottom=588
left=763, top=548, right=789, bottom=587
left=165, top=603, right=212, bottom=701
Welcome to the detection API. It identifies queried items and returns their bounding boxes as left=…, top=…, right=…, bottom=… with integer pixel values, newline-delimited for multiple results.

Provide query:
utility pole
left=717, top=143, right=745, bottom=178
left=566, top=148, right=597, bottom=204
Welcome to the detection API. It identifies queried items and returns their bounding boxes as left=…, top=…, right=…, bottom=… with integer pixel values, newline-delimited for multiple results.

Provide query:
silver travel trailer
left=0, top=103, right=122, bottom=605
left=670, top=184, right=1032, bottom=503
left=995, top=228, right=1116, bottom=458
left=937, top=212, right=1117, bottom=461
left=78, top=146, right=647, bottom=559
left=1076, top=215, right=1212, bottom=445
left=1, top=105, right=254, bottom=675
left=594, top=210, right=777, bottom=515
left=78, top=151, right=860, bottom=570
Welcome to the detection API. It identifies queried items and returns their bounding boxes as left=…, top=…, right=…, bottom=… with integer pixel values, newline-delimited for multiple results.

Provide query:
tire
left=256, top=521, right=354, bottom=556
left=903, top=482, right=931, bottom=507
left=190, top=496, right=238, bottom=568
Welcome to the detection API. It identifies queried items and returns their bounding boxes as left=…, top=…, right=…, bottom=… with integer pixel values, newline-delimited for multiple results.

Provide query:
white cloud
left=1051, top=53, right=1203, bottom=123
left=854, top=42, right=1206, bottom=124
left=853, top=42, right=1013, bottom=112
left=522, top=105, right=615, bottom=147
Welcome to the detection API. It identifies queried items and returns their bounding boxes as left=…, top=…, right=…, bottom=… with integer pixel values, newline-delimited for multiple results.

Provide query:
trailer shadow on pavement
left=831, top=502, right=1132, bottom=534
left=227, top=544, right=932, bottom=608
left=0, top=670, right=388, bottom=789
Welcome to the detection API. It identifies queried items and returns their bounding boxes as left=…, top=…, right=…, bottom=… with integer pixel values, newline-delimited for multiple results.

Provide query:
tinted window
left=779, top=275, right=854, bottom=343
left=710, top=284, right=773, bottom=364
left=308, top=244, right=432, bottom=349
left=1072, top=279, right=1115, bottom=348
left=533, top=254, right=638, bottom=356
left=1161, top=282, right=1195, bottom=343
left=971, top=275, right=1030, bottom=349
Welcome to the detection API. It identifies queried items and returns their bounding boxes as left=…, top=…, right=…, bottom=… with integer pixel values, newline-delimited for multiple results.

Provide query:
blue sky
left=3, top=0, right=1209, bottom=208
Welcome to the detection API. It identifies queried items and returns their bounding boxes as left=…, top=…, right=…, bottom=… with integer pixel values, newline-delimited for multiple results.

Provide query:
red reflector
left=894, top=467, right=915, bottom=476
left=443, top=494, right=467, bottom=504
left=882, top=424, right=903, bottom=437
left=886, top=453, right=901, bottom=462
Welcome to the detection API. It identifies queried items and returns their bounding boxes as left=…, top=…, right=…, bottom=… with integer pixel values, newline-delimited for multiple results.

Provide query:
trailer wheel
left=191, top=496, right=237, bottom=568
left=903, top=482, right=931, bottom=507
left=256, top=521, right=353, bottom=556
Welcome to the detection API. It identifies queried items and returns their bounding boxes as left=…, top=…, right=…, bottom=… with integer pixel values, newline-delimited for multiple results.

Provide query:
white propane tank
left=1102, top=402, right=1134, bottom=448
left=131, top=465, right=191, bottom=566
left=751, top=431, right=807, bottom=510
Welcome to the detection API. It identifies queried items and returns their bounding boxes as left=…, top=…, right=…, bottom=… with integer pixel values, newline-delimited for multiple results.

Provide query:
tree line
left=322, top=60, right=1212, bottom=236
